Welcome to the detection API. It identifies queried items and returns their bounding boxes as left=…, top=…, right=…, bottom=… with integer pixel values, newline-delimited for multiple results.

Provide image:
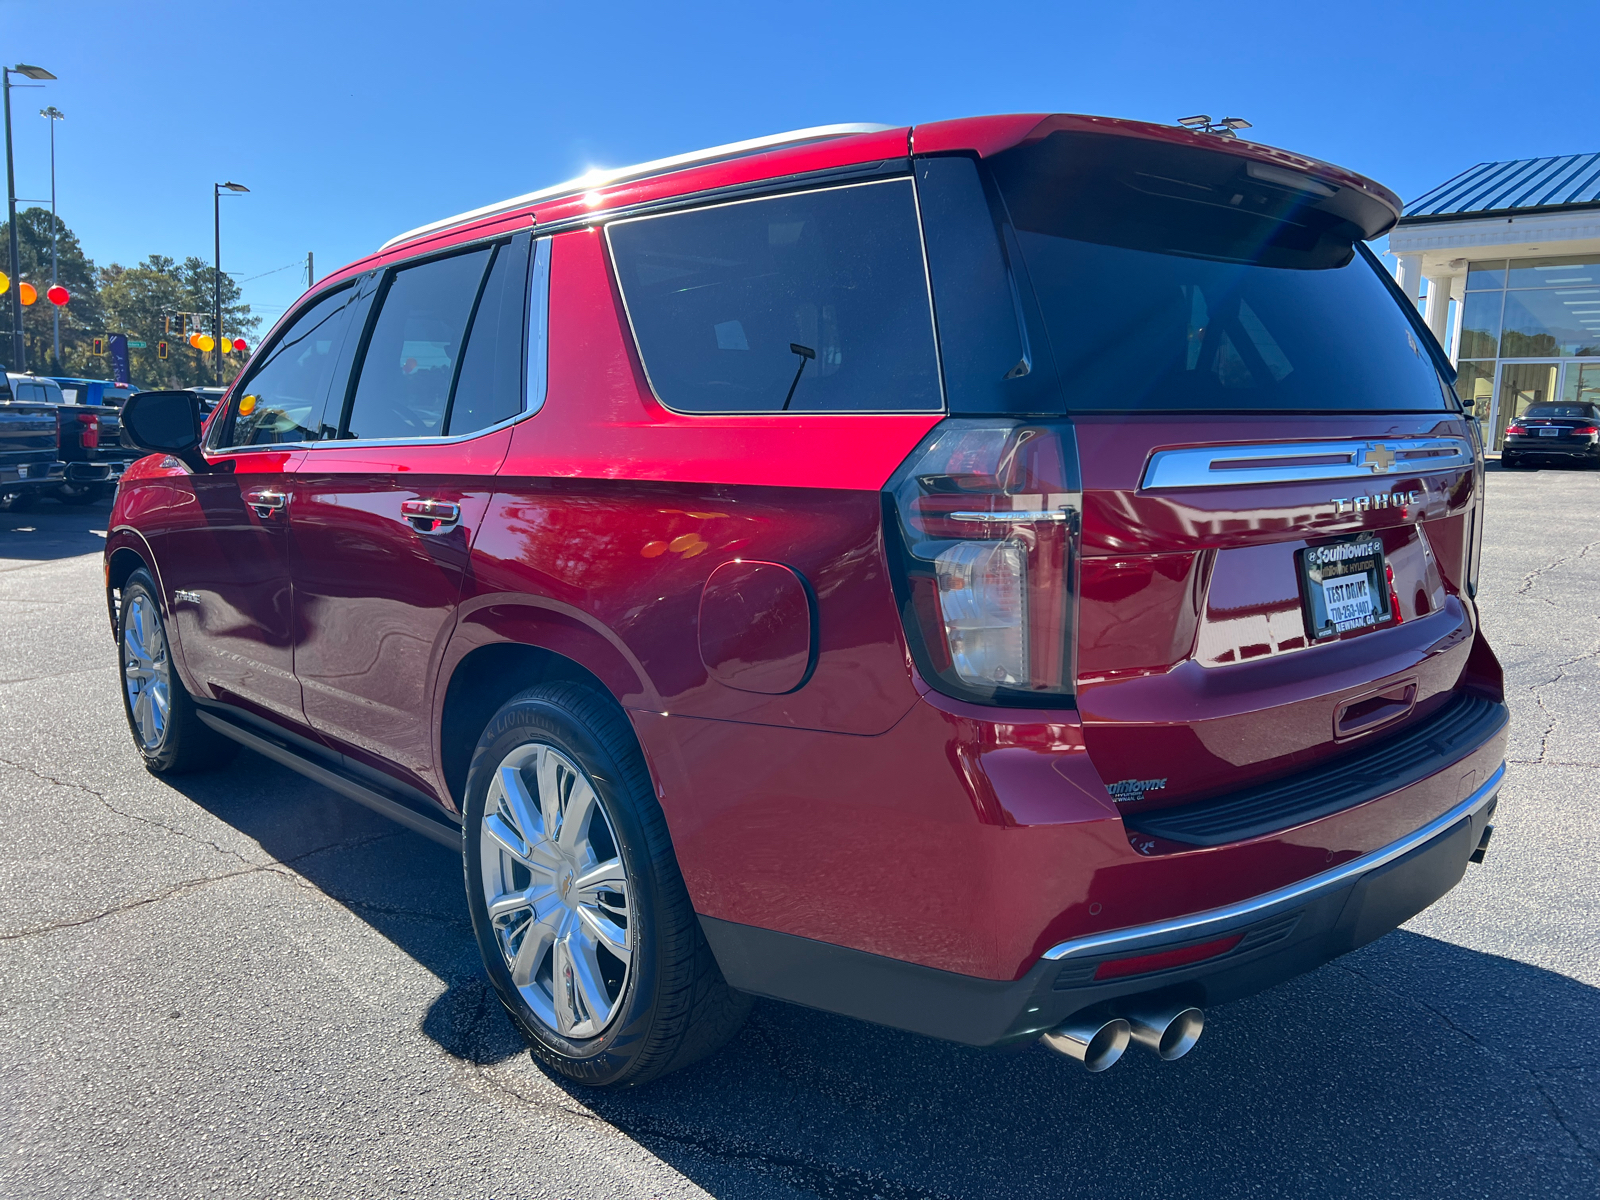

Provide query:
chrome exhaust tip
left=1040, top=1016, right=1131, bottom=1072
left=1124, top=1003, right=1204, bottom=1061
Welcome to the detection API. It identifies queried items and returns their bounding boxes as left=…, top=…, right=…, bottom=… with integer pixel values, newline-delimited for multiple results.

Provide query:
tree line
left=1, top=207, right=261, bottom=389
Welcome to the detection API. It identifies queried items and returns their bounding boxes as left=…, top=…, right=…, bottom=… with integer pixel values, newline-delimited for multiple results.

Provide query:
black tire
left=462, top=682, right=751, bottom=1088
left=117, top=569, right=239, bottom=775
left=56, top=482, right=107, bottom=505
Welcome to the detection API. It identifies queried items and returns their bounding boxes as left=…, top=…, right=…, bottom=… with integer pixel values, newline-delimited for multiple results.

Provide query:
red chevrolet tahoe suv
left=107, top=114, right=1507, bottom=1085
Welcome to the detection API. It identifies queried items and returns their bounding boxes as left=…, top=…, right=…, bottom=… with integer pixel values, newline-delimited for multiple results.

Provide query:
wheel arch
left=436, top=635, right=644, bottom=810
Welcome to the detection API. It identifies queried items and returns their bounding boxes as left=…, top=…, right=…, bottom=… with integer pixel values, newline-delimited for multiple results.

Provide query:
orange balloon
left=238, top=395, right=258, bottom=415
left=188, top=333, right=202, bottom=348
left=17, top=282, right=36, bottom=305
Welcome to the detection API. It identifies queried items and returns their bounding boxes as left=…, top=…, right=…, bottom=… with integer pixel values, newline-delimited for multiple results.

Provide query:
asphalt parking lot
left=1, top=464, right=1596, bottom=1200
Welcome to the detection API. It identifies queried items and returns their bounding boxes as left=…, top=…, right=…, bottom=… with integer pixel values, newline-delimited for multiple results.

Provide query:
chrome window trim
left=1141, top=436, right=1475, bottom=490
left=526, top=236, right=551, bottom=415
left=604, top=176, right=946, bottom=417
left=211, top=236, right=551, bottom=454
left=1042, top=762, right=1504, bottom=963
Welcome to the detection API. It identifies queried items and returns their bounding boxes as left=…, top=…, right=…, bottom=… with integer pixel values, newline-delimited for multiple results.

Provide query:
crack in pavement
left=1341, top=961, right=1600, bottom=1169
left=0, top=829, right=406, bottom=943
left=0, top=754, right=261, bottom=868
left=1514, top=538, right=1600, bottom=606
left=1508, top=638, right=1600, bottom=766
left=465, top=1054, right=958, bottom=1200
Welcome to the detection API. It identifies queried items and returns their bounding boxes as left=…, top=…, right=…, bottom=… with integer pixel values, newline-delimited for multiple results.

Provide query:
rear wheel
left=118, top=569, right=238, bottom=775
left=462, top=682, right=750, bottom=1088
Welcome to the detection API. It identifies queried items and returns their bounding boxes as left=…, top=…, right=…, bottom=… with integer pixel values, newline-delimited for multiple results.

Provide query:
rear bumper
left=1503, top=438, right=1600, bottom=459
left=702, top=764, right=1503, bottom=1046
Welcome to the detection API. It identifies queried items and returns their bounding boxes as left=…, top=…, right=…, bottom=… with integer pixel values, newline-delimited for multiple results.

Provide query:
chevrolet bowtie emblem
left=1361, top=443, right=1397, bottom=473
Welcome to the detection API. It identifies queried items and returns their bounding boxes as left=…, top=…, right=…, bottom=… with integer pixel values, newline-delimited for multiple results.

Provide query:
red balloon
left=232, top=338, right=247, bottom=352
left=46, top=284, right=69, bottom=306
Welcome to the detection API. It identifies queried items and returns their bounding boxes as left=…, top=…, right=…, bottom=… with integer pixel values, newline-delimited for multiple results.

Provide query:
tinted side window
left=343, top=248, right=492, bottom=440
left=447, top=235, right=532, bottom=436
left=225, top=285, right=361, bottom=446
left=607, top=180, right=942, bottom=413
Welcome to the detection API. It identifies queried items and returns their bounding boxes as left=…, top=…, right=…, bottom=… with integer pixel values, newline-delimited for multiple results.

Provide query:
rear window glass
left=986, top=132, right=1451, bottom=413
left=1524, top=404, right=1597, bottom=419
left=607, top=180, right=942, bottom=413
left=344, top=247, right=493, bottom=440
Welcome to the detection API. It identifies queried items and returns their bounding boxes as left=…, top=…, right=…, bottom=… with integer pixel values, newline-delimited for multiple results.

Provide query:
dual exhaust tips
left=1040, top=1002, right=1204, bottom=1072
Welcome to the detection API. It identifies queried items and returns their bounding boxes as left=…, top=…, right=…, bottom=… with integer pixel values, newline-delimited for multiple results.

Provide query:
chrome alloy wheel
left=479, top=743, right=632, bottom=1040
left=123, top=592, right=172, bottom=751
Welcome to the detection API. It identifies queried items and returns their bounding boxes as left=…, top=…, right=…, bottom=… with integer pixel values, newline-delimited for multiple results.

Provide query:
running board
left=195, top=709, right=461, bottom=850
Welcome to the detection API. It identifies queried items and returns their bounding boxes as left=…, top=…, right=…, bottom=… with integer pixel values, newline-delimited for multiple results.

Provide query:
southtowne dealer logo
left=1108, top=777, right=1168, bottom=803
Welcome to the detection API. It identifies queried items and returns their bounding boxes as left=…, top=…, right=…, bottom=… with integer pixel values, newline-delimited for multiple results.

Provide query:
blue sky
left=4, top=0, right=1596, bottom=336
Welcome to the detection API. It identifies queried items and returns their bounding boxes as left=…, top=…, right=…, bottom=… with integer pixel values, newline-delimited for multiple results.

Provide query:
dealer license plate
left=1299, top=536, right=1391, bottom=640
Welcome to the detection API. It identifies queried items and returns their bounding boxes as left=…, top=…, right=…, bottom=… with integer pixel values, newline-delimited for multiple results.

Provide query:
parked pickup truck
left=1, top=373, right=138, bottom=507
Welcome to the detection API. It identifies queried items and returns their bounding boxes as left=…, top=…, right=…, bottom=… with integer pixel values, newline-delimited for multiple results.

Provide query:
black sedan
left=1502, top=403, right=1600, bottom=469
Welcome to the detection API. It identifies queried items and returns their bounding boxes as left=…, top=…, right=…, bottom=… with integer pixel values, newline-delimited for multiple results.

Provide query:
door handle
left=244, top=489, right=287, bottom=520
left=401, top=498, right=461, bottom=534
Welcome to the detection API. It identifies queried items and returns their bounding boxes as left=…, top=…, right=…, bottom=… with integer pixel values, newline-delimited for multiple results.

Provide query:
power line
left=234, top=261, right=302, bottom=284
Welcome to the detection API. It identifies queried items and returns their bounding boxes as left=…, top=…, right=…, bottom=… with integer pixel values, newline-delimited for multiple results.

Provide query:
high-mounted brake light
left=884, top=420, right=1081, bottom=705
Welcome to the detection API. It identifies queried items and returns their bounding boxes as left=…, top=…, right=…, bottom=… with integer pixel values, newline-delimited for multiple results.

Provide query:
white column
left=1424, top=275, right=1452, bottom=345
left=1447, top=276, right=1466, bottom=364
left=1395, top=254, right=1424, bottom=311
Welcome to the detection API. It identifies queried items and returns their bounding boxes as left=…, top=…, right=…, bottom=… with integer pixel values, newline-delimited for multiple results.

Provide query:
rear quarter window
left=606, top=180, right=943, bottom=414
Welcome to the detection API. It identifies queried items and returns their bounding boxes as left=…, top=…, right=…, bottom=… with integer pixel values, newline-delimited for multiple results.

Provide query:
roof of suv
left=370, top=113, right=1403, bottom=264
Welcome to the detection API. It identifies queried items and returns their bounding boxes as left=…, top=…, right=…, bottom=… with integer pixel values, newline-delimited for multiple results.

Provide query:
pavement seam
left=1340, top=961, right=1600, bottom=1168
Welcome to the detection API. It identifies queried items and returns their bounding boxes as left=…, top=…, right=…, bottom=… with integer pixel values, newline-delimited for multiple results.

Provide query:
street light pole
left=213, top=180, right=248, bottom=387
left=3, top=64, right=54, bottom=371
left=41, top=106, right=62, bottom=368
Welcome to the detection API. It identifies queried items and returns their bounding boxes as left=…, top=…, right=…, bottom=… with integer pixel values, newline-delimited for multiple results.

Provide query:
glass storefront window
left=1493, top=362, right=1562, bottom=448
left=1505, top=255, right=1600, bottom=289
left=1564, top=362, right=1600, bottom=406
left=1456, top=360, right=1495, bottom=421
left=1466, top=260, right=1507, bottom=290
left=1459, top=291, right=1503, bottom=358
left=1500, top=288, right=1600, bottom=358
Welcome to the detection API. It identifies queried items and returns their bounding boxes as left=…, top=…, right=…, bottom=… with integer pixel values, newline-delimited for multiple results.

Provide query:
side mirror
left=120, top=389, right=207, bottom=472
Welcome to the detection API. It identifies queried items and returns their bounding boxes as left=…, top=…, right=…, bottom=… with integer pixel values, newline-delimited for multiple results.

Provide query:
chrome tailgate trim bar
left=1141, top=436, right=1474, bottom=490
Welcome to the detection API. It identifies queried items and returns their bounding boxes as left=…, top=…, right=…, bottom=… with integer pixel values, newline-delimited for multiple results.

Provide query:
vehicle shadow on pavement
left=0, top=496, right=115, bottom=564
left=168, top=753, right=1600, bottom=1199
left=164, top=752, right=529, bottom=1066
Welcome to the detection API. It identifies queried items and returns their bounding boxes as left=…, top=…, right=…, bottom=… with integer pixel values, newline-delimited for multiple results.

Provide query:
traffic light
left=157, top=340, right=169, bottom=360
left=91, top=336, right=105, bottom=356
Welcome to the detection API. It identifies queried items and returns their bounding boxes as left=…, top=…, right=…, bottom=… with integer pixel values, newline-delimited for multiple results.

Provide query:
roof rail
left=379, top=123, right=896, bottom=251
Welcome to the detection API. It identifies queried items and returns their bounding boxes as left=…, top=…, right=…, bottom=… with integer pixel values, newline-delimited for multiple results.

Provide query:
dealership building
left=1388, top=152, right=1600, bottom=449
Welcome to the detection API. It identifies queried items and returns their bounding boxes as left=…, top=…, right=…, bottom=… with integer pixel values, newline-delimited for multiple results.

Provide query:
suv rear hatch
left=896, top=124, right=1486, bottom=823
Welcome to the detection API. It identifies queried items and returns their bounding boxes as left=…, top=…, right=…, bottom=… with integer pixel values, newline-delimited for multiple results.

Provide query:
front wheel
left=462, top=683, right=750, bottom=1088
left=118, top=569, right=238, bottom=775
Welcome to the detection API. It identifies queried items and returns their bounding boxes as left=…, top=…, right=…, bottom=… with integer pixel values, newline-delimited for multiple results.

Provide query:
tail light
left=1574, top=425, right=1598, bottom=435
left=76, top=411, right=99, bottom=450
left=1505, top=423, right=1527, bottom=436
left=884, top=419, right=1081, bottom=706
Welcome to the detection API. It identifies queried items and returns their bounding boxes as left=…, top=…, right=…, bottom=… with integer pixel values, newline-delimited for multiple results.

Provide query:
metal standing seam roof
left=1402, top=152, right=1600, bottom=220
